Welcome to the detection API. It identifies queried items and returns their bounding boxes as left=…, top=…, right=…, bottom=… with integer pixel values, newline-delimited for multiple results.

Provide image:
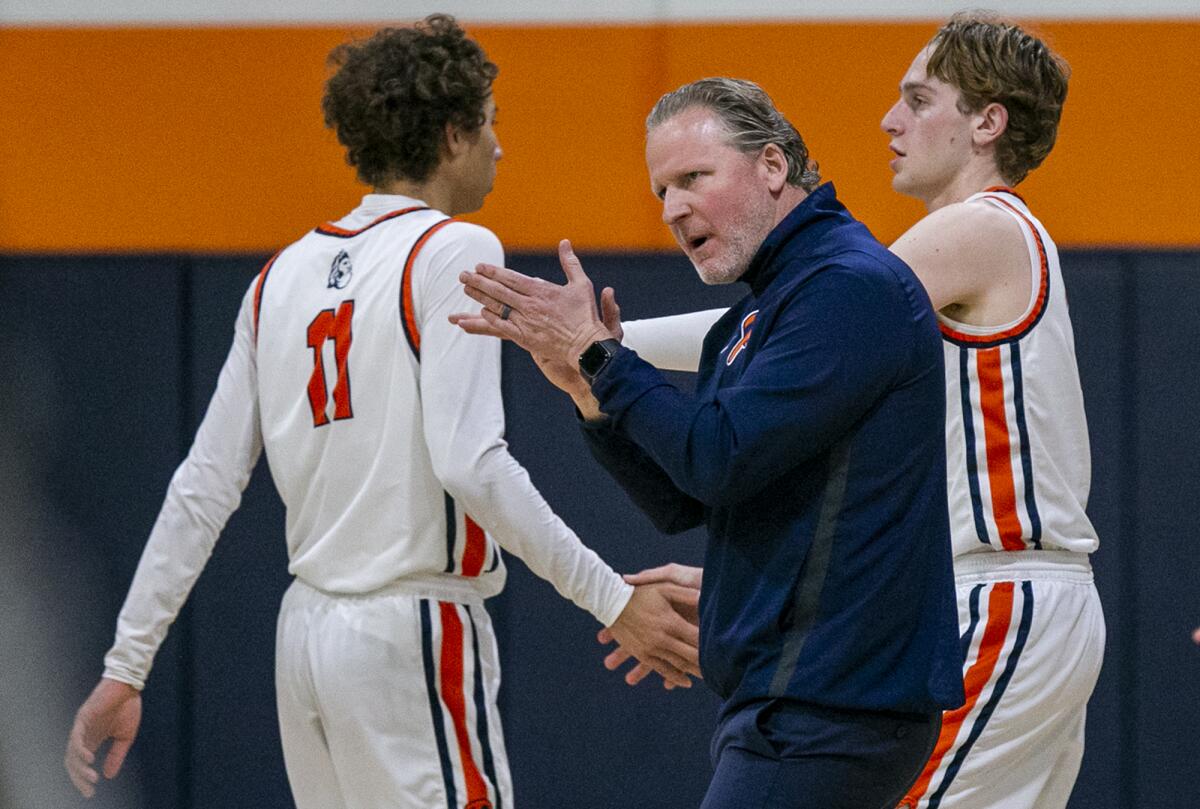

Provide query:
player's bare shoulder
left=891, top=200, right=1031, bottom=324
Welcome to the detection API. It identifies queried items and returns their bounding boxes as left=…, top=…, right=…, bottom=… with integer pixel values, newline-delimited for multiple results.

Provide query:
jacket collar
left=739, top=182, right=851, bottom=297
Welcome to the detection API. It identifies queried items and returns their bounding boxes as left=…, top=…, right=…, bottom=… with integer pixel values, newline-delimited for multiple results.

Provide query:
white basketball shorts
left=900, top=551, right=1105, bottom=809
left=275, top=578, right=512, bottom=809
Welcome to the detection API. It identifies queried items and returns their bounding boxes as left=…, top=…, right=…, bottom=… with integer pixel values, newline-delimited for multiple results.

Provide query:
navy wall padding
left=1, top=248, right=1197, bottom=809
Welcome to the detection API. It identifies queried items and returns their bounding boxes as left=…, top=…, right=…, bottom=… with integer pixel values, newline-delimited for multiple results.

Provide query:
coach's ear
left=759, top=143, right=789, bottom=194
left=973, top=102, right=1008, bottom=149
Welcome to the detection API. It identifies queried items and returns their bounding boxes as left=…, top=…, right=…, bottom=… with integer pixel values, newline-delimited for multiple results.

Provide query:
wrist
left=568, top=323, right=615, bottom=366
left=578, top=337, right=623, bottom=384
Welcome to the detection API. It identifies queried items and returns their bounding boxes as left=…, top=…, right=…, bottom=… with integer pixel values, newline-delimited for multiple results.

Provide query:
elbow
left=675, top=462, right=760, bottom=509
left=431, top=454, right=486, bottom=506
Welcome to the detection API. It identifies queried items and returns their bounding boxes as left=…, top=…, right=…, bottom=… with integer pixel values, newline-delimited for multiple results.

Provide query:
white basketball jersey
left=103, top=194, right=630, bottom=688
left=254, top=200, right=506, bottom=594
left=940, top=188, right=1098, bottom=559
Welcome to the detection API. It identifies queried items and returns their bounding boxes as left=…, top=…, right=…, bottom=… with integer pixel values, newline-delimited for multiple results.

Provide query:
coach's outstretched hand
left=65, top=678, right=142, bottom=798
left=606, top=582, right=701, bottom=689
left=451, top=239, right=614, bottom=371
left=599, top=564, right=704, bottom=689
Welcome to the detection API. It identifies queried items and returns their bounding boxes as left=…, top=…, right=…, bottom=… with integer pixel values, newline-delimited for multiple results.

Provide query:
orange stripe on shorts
left=901, top=582, right=1015, bottom=806
left=438, top=602, right=490, bottom=807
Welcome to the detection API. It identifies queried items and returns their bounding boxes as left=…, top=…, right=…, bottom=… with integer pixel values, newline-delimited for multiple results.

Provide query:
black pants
left=701, top=700, right=941, bottom=809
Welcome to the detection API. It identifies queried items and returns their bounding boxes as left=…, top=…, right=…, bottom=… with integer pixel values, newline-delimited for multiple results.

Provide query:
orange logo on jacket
left=725, top=310, right=758, bottom=366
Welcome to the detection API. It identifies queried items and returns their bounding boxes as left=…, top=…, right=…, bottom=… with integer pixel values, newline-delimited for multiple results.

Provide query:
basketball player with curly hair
left=64, top=15, right=699, bottom=809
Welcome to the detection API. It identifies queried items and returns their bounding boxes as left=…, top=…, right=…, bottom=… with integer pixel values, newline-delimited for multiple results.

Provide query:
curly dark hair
left=926, top=13, right=1069, bottom=185
left=322, top=14, right=498, bottom=187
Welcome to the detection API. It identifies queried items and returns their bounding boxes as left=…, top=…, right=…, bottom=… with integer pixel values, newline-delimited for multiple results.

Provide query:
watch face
left=580, top=339, right=619, bottom=381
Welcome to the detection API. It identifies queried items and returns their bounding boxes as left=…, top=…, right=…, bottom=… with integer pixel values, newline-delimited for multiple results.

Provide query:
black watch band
left=579, top=339, right=623, bottom=383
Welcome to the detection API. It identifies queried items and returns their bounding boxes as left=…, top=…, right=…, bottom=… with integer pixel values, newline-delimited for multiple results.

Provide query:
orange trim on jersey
left=977, top=348, right=1027, bottom=551
left=401, top=218, right=458, bottom=359
left=901, top=582, right=1016, bottom=807
left=438, top=602, right=491, bottom=808
left=461, top=517, right=487, bottom=578
left=315, top=206, right=429, bottom=238
left=938, top=194, right=1049, bottom=346
left=982, top=185, right=1025, bottom=204
left=252, top=249, right=282, bottom=342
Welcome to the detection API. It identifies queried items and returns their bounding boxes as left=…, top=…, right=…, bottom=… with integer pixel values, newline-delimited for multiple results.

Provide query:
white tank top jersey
left=939, top=188, right=1098, bottom=559
left=103, top=195, right=631, bottom=689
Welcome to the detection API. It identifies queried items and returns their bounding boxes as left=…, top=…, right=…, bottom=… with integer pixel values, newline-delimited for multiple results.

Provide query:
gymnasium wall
left=2, top=3, right=1199, bottom=809
left=2, top=6, right=1199, bottom=253
left=3, top=248, right=1199, bottom=809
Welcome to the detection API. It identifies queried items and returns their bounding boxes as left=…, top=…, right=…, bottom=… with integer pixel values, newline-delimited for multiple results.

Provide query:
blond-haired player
left=614, top=14, right=1105, bottom=809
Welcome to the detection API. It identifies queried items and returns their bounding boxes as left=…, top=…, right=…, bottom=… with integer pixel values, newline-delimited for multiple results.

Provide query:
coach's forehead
left=646, top=107, right=736, bottom=175
left=648, top=106, right=730, bottom=148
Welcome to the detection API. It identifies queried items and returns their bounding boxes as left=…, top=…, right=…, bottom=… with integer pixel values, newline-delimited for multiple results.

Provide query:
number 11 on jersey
left=307, top=300, right=355, bottom=427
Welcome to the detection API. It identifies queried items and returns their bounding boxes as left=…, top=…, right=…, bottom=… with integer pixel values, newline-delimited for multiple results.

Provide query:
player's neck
left=922, top=162, right=1010, bottom=213
left=373, top=176, right=457, bottom=216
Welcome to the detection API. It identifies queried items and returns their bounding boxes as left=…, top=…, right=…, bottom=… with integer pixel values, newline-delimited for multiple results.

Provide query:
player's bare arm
left=889, top=199, right=1032, bottom=325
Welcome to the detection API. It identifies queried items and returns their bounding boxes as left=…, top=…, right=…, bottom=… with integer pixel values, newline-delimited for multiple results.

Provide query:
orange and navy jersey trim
left=419, top=600, right=501, bottom=809
left=901, top=580, right=1033, bottom=808
left=957, top=341, right=1043, bottom=551
left=442, top=492, right=500, bottom=578
left=939, top=189, right=1050, bottom=349
left=252, top=249, right=283, bottom=343
left=314, top=206, right=430, bottom=238
left=400, top=217, right=458, bottom=361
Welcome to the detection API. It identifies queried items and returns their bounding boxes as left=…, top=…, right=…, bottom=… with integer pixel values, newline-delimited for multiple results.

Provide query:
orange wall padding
left=2, top=21, right=1197, bottom=252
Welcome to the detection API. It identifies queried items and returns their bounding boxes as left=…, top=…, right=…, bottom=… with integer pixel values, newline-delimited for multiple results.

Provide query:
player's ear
left=974, top=102, right=1008, bottom=149
left=444, top=121, right=468, bottom=159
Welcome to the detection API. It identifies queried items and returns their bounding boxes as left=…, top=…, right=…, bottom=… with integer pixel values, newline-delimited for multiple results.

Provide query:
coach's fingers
left=472, top=262, right=542, bottom=297
left=661, top=583, right=701, bottom=630
left=448, top=312, right=506, bottom=338
left=600, top=287, right=624, bottom=340
left=557, top=240, right=594, bottom=288
left=644, top=656, right=692, bottom=689
left=660, top=640, right=702, bottom=680
left=460, top=272, right=526, bottom=317
left=623, top=563, right=703, bottom=590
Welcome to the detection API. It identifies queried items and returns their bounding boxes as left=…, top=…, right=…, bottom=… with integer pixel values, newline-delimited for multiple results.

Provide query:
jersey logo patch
left=724, top=309, right=758, bottom=366
left=327, top=250, right=353, bottom=289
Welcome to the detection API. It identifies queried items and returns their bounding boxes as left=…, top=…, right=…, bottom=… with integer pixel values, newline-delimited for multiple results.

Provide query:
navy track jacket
left=583, top=184, right=965, bottom=716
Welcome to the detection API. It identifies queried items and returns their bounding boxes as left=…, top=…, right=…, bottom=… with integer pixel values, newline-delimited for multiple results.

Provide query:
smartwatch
left=578, top=339, right=623, bottom=383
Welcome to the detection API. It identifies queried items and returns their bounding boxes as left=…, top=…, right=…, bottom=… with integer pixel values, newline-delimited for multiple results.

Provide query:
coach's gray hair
left=646, top=77, right=821, bottom=191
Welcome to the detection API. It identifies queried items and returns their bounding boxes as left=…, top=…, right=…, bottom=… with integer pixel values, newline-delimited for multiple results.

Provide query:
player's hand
left=603, top=582, right=701, bottom=689
left=65, top=678, right=142, bottom=798
left=598, top=564, right=702, bottom=688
